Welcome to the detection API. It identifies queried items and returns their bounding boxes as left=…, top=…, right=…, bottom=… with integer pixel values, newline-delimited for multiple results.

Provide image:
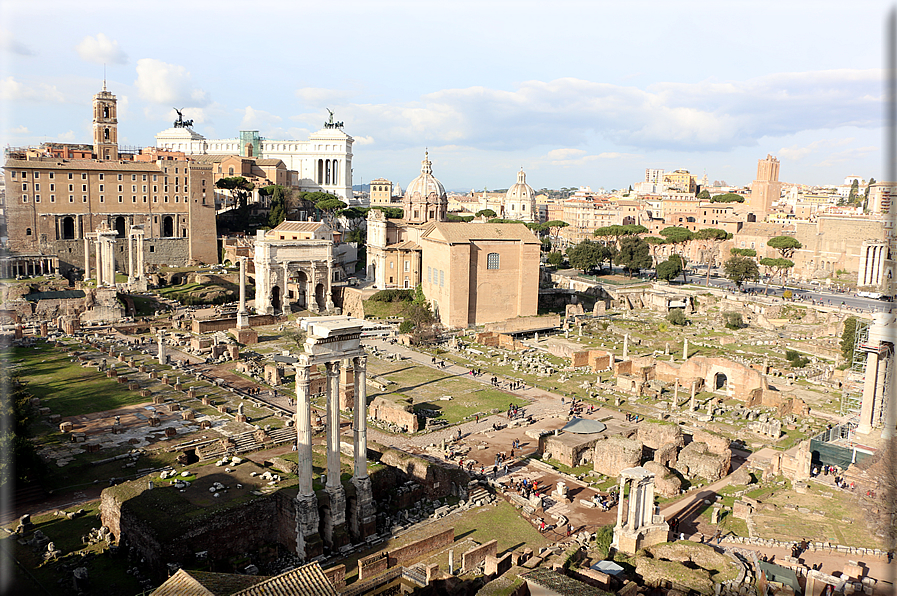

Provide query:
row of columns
left=859, top=242, right=888, bottom=286
left=127, top=227, right=146, bottom=287
left=294, top=354, right=373, bottom=558
left=0, top=257, right=57, bottom=278
left=614, top=471, right=656, bottom=534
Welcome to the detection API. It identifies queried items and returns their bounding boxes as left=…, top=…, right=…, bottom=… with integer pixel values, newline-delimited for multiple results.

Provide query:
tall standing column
left=682, top=338, right=689, bottom=360
left=310, top=266, right=318, bottom=311
left=294, top=362, right=320, bottom=559
left=237, top=256, right=249, bottom=328
left=882, top=354, right=896, bottom=440
left=615, top=477, right=627, bottom=529
left=642, top=478, right=655, bottom=527
left=325, top=361, right=342, bottom=489
left=673, top=379, right=679, bottom=409
left=94, top=239, right=102, bottom=286
left=352, top=356, right=368, bottom=480
left=858, top=351, right=880, bottom=434
left=127, top=233, right=134, bottom=283
left=323, top=360, right=347, bottom=547
left=83, top=236, right=91, bottom=281
left=136, top=231, right=145, bottom=280
left=689, top=382, right=696, bottom=411
left=326, top=262, right=335, bottom=310
left=282, top=262, right=290, bottom=313
left=623, top=334, right=629, bottom=359
left=627, top=480, right=639, bottom=529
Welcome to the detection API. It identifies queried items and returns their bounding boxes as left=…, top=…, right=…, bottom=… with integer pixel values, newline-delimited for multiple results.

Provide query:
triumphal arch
left=293, top=316, right=375, bottom=558
left=254, top=225, right=336, bottom=315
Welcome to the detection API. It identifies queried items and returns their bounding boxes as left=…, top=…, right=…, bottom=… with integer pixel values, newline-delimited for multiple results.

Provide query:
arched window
left=162, top=216, right=174, bottom=237
left=25, top=227, right=32, bottom=236
left=487, top=253, right=500, bottom=270
left=61, top=216, right=76, bottom=240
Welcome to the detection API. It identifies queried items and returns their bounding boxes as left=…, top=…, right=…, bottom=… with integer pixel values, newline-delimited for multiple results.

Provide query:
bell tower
left=93, top=81, right=119, bottom=160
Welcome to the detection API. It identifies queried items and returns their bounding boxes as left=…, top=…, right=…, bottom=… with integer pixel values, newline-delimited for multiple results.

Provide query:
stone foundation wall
left=357, top=528, right=454, bottom=580
left=192, top=314, right=282, bottom=334
left=379, top=448, right=469, bottom=499
left=593, top=436, right=642, bottom=476
left=370, top=396, right=419, bottom=432
left=637, top=422, right=684, bottom=451
left=462, top=539, right=498, bottom=573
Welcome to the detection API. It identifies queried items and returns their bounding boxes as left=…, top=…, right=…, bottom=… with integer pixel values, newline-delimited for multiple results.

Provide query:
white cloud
left=542, top=148, right=641, bottom=166
left=0, top=30, right=34, bottom=56
left=9, top=125, right=28, bottom=134
left=57, top=131, right=75, bottom=142
left=134, top=58, right=208, bottom=105
left=76, top=33, right=127, bottom=64
left=327, top=69, right=880, bottom=154
left=0, top=77, right=65, bottom=102
left=813, top=146, right=878, bottom=168
left=778, top=138, right=853, bottom=162
left=239, top=106, right=282, bottom=130
left=354, top=135, right=375, bottom=145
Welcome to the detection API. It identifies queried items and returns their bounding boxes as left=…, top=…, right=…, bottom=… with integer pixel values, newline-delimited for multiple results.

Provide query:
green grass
left=542, top=458, right=593, bottom=476
left=7, top=345, right=150, bottom=417
left=453, top=500, right=551, bottom=553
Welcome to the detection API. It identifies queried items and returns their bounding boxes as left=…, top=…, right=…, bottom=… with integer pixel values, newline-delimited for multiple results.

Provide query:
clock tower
left=93, top=82, right=119, bottom=160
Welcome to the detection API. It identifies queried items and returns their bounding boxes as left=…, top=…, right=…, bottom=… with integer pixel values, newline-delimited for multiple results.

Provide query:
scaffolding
left=839, top=319, right=870, bottom=417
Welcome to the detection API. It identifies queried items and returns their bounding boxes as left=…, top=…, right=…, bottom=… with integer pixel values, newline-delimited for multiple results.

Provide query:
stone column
left=282, top=262, right=290, bottom=313
left=642, top=478, right=655, bottom=527
left=326, top=262, right=335, bottom=310
left=615, top=477, right=627, bottom=529
left=673, top=379, right=679, bottom=409
left=626, top=478, right=639, bottom=529
left=858, top=351, right=880, bottom=434
left=682, top=337, right=689, bottom=360
left=136, top=230, right=145, bottom=280
left=310, top=266, right=318, bottom=312
left=882, top=355, right=896, bottom=440
left=157, top=333, right=165, bottom=365
left=237, top=256, right=249, bottom=329
left=83, top=236, right=91, bottom=280
left=623, top=334, right=629, bottom=359
left=352, top=356, right=368, bottom=480
left=294, top=362, right=320, bottom=559
left=324, top=361, right=346, bottom=547
left=689, top=382, right=696, bottom=411
left=128, top=233, right=134, bottom=283
left=94, top=239, right=102, bottom=285
left=350, top=355, right=375, bottom=540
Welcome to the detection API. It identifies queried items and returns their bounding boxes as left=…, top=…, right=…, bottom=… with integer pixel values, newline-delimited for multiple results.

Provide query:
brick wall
left=370, top=396, right=419, bottom=432
left=462, top=539, right=497, bottom=573
left=357, top=552, right=388, bottom=580
left=191, top=314, right=282, bottom=333
left=323, top=564, right=345, bottom=590
left=357, top=528, right=454, bottom=580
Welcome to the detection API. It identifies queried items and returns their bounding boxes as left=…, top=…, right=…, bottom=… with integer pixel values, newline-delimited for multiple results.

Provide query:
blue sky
left=0, top=0, right=889, bottom=191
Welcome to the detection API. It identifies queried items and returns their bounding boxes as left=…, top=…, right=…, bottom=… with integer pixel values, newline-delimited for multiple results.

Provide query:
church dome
left=506, top=168, right=534, bottom=203
left=405, top=151, right=446, bottom=201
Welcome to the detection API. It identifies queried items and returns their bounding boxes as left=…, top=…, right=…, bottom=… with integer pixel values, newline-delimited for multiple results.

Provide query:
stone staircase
left=196, top=427, right=296, bottom=461
left=467, top=482, right=492, bottom=506
left=402, top=565, right=428, bottom=587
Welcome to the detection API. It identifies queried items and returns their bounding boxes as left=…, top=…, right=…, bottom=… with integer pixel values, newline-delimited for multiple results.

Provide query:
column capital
left=327, top=360, right=341, bottom=376
left=353, top=355, right=367, bottom=369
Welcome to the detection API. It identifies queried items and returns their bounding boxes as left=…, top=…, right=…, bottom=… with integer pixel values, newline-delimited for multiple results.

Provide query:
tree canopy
left=709, top=193, right=745, bottom=203
left=567, top=240, right=602, bottom=273
left=694, top=228, right=732, bottom=286
left=371, top=206, right=404, bottom=219
left=723, top=255, right=760, bottom=289
left=697, top=189, right=711, bottom=200
left=216, top=177, right=255, bottom=210
left=767, top=236, right=802, bottom=259
left=730, top=248, right=756, bottom=257
left=263, top=185, right=288, bottom=228
left=656, top=254, right=684, bottom=282
left=659, top=226, right=694, bottom=245
left=758, top=257, right=795, bottom=293
left=475, top=209, right=497, bottom=218
left=614, top=236, right=652, bottom=277
left=594, top=224, right=649, bottom=247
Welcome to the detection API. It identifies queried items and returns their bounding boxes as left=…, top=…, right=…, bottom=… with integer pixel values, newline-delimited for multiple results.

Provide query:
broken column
left=673, top=379, right=679, bottom=409
left=623, top=334, right=629, bottom=359
left=689, top=381, right=696, bottom=411
left=157, top=332, right=166, bottom=365
left=682, top=337, right=689, bottom=360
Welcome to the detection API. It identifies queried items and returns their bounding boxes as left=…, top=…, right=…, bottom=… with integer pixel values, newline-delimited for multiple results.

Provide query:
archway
left=115, top=216, right=126, bottom=238
left=162, top=216, right=174, bottom=238
left=714, top=373, right=728, bottom=391
left=296, top=271, right=308, bottom=309
left=315, top=283, right=325, bottom=309
left=271, top=286, right=281, bottom=313
left=61, top=217, right=75, bottom=240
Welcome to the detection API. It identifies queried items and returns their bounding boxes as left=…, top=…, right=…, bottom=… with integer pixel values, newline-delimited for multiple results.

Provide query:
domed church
left=503, top=168, right=537, bottom=223
left=366, top=152, right=540, bottom=328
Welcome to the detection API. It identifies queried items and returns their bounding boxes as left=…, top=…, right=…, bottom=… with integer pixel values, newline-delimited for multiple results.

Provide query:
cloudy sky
left=0, top=0, right=889, bottom=191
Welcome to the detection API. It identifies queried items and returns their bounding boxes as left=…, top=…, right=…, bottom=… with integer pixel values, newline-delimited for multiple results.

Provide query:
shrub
left=398, top=320, right=414, bottom=334
left=783, top=290, right=792, bottom=300
left=667, top=309, right=687, bottom=326
left=369, top=289, right=414, bottom=303
left=594, top=524, right=614, bottom=558
left=723, top=312, right=744, bottom=330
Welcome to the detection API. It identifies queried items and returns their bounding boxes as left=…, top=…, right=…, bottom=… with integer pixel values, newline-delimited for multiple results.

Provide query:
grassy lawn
left=453, top=500, right=550, bottom=554
left=366, top=360, right=527, bottom=424
left=6, top=345, right=149, bottom=417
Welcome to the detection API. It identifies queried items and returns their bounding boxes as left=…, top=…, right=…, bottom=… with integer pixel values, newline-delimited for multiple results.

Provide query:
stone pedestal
left=235, top=414, right=248, bottom=423
left=323, top=485, right=349, bottom=550
left=350, top=476, right=377, bottom=541
left=231, top=328, right=258, bottom=345
left=295, top=493, right=322, bottom=560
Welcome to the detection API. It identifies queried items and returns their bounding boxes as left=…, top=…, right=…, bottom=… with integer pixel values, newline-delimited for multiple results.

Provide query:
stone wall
left=643, top=461, right=682, bottom=498
left=192, top=314, right=282, bottom=334
left=637, top=422, right=684, bottom=451
left=475, top=331, right=526, bottom=351
left=593, top=436, right=642, bottom=476
left=571, top=349, right=612, bottom=371
left=357, top=528, right=454, bottom=580
left=541, top=434, right=601, bottom=468
left=484, top=314, right=560, bottom=334
left=462, top=539, right=498, bottom=573
left=370, top=396, right=419, bottom=433
left=378, top=448, right=469, bottom=499
left=677, top=440, right=730, bottom=481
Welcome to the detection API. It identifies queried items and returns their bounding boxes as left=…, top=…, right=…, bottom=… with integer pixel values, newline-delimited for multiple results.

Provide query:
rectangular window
left=118, top=185, right=122, bottom=192
left=81, top=173, right=87, bottom=180
left=22, top=195, right=28, bottom=203
left=68, top=184, right=73, bottom=192
left=69, top=195, right=74, bottom=203
left=153, top=185, right=157, bottom=192
left=427, top=266, right=432, bottom=283
left=118, top=174, right=122, bottom=181
left=118, top=196, right=123, bottom=203
left=142, top=185, right=147, bottom=192
left=82, top=184, right=87, bottom=192
left=99, top=184, right=104, bottom=192
left=35, top=194, right=40, bottom=202
left=49, top=172, right=53, bottom=179
left=49, top=183, right=55, bottom=191
left=22, top=183, right=27, bottom=191
left=439, top=270, right=445, bottom=287
left=164, top=196, right=169, bottom=203
left=11, top=171, right=15, bottom=178
left=153, top=175, right=157, bottom=182
left=404, top=261, right=410, bottom=272
left=68, top=172, right=73, bottom=179
left=142, top=174, right=147, bottom=181
left=131, top=174, right=136, bottom=181
left=487, top=253, right=500, bottom=269
left=99, top=173, right=104, bottom=180
left=389, top=262, right=393, bottom=269
left=34, top=172, right=39, bottom=179
left=50, top=195, right=55, bottom=202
